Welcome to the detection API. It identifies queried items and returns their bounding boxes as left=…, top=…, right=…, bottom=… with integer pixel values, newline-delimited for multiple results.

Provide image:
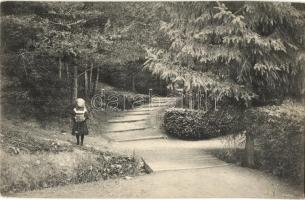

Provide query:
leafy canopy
left=144, top=2, right=305, bottom=105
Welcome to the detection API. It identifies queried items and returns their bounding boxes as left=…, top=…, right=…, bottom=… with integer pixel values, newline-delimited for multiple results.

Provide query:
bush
left=209, top=102, right=304, bottom=185
left=244, top=103, right=305, bottom=184
left=164, top=106, right=244, bottom=139
left=166, top=102, right=304, bottom=184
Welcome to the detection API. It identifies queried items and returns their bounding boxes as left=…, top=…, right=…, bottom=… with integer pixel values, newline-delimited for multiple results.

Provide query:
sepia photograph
left=0, top=1, right=304, bottom=198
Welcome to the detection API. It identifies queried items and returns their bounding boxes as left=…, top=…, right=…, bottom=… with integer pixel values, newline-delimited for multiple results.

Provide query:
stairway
left=103, top=97, right=176, bottom=142
left=103, top=97, right=229, bottom=172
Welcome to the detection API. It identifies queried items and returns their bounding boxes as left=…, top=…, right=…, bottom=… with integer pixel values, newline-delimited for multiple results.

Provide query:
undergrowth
left=0, top=121, right=146, bottom=195
left=209, top=101, right=305, bottom=186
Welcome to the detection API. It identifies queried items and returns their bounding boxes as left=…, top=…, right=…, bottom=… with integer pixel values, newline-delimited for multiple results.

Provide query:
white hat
left=76, top=98, right=85, bottom=108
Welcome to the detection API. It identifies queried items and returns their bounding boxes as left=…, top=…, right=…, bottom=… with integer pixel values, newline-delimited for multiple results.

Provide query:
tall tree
left=145, top=2, right=305, bottom=106
left=1, top=2, right=158, bottom=116
left=144, top=2, right=305, bottom=167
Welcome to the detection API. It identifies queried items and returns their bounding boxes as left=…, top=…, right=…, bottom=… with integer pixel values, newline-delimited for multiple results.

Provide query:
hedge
left=244, top=104, right=305, bottom=184
left=164, top=103, right=304, bottom=184
left=164, top=106, right=244, bottom=139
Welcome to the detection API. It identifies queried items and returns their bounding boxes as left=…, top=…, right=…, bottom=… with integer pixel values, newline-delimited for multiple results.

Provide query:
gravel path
left=14, top=165, right=302, bottom=198
left=13, top=97, right=304, bottom=198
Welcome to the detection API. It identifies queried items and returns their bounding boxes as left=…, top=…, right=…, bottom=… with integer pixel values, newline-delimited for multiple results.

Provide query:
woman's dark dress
left=71, top=108, right=89, bottom=136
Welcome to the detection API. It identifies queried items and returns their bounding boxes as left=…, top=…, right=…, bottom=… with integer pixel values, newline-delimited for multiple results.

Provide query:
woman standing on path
left=71, top=98, right=89, bottom=145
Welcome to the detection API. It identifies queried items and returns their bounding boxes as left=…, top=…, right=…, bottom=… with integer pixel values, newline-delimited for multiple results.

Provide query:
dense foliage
left=244, top=104, right=304, bottom=183
left=1, top=2, right=304, bottom=120
left=1, top=1, right=304, bottom=188
left=164, top=106, right=244, bottom=139
left=165, top=102, right=304, bottom=183
left=145, top=2, right=305, bottom=107
left=99, top=60, right=168, bottom=95
left=210, top=103, right=305, bottom=184
left=0, top=2, right=161, bottom=118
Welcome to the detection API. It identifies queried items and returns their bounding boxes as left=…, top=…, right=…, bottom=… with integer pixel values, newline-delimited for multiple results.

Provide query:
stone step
left=107, top=118, right=146, bottom=123
left=106, top=120, right=147, bottom=131
left=110, top=115, right=148, bottom=121
left=115, top=135, right=166, bottom=142
left=143, top=105, right=166, bottom=108
left=138, top=151, right=216, bottom=163
left=152, top=97, right=176, bottom=100
left=139, top=149, right=211, bottom=156
left=114, top=113, right=151, bottom=117
left=127, top=110, right=151, bottom=113
left=146, top=157, right=228, bottom=172
left=105, top=127, right=149, bottom=133
left=124, top=112, right=151, bottom=116
left=155, top=155, right=217, bottom=162
left=142, top=105, right=170, bottom=108
left=151, top=164, right=231, bottom=172
left=150, top=101, right=176, bottom=104
left=152, top=157, right=222, bottom=165
left=105, top=129, right=161, bottom=141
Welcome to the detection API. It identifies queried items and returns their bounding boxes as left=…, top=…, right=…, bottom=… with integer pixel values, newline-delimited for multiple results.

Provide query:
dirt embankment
left=0, top=117, right=147, bottom=195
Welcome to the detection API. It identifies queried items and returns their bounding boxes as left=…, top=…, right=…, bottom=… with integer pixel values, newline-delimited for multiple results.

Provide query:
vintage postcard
left=0, top=1, right=304, bottom=198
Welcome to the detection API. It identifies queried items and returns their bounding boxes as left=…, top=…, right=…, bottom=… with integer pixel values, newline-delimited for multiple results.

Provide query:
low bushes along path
left=14, top=97, right=303, bottom=198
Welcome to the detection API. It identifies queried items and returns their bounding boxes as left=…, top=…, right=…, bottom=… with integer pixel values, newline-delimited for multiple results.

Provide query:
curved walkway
left=14, top=97, right=303, bottom=198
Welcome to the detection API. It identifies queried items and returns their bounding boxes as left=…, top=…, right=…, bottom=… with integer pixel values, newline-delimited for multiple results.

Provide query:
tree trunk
left=66, top=63, right=72, bottom=103
left=59, top=57, right=62, bottom=79
left=93, top=66, right=100, bottom=95
left=205, top=90, right=208, bottom=111
left=132, top=74, right=136, bottom=92
left=84, top=70, right=88, bottom=98
left=172, top=82, right=175, bottom=93
left=245, top=132, right=255, bottom=168
left=159, top=78, right=162, bottom=95
left=188, top=83, right=192, bottom=109
left=66, top=63, right=69, bottom=79
left=198, top=90, right=201, bottom=110
left=182, top=82, right=186, bottom=108
left=72, top=65, right=78, bottom=102
left=189, top=93, right=193, bottom=109
left=89, top=63, right=93, bottom=95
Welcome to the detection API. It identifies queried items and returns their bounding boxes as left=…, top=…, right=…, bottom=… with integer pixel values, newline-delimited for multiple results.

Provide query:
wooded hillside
left=1, top=2, right=165, bottom=118
left=1, top=2, right=304, bottom=119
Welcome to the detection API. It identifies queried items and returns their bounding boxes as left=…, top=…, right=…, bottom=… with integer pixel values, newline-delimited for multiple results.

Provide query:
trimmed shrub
left=164, top=106, right=244, bottom=139
left=165, top=102, right=304, bottom=184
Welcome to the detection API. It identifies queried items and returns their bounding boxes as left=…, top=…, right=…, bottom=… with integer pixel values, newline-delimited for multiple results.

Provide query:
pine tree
left=144, top=2, right=305, bottom=167
left=144, top=2, right=305, bottom=106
